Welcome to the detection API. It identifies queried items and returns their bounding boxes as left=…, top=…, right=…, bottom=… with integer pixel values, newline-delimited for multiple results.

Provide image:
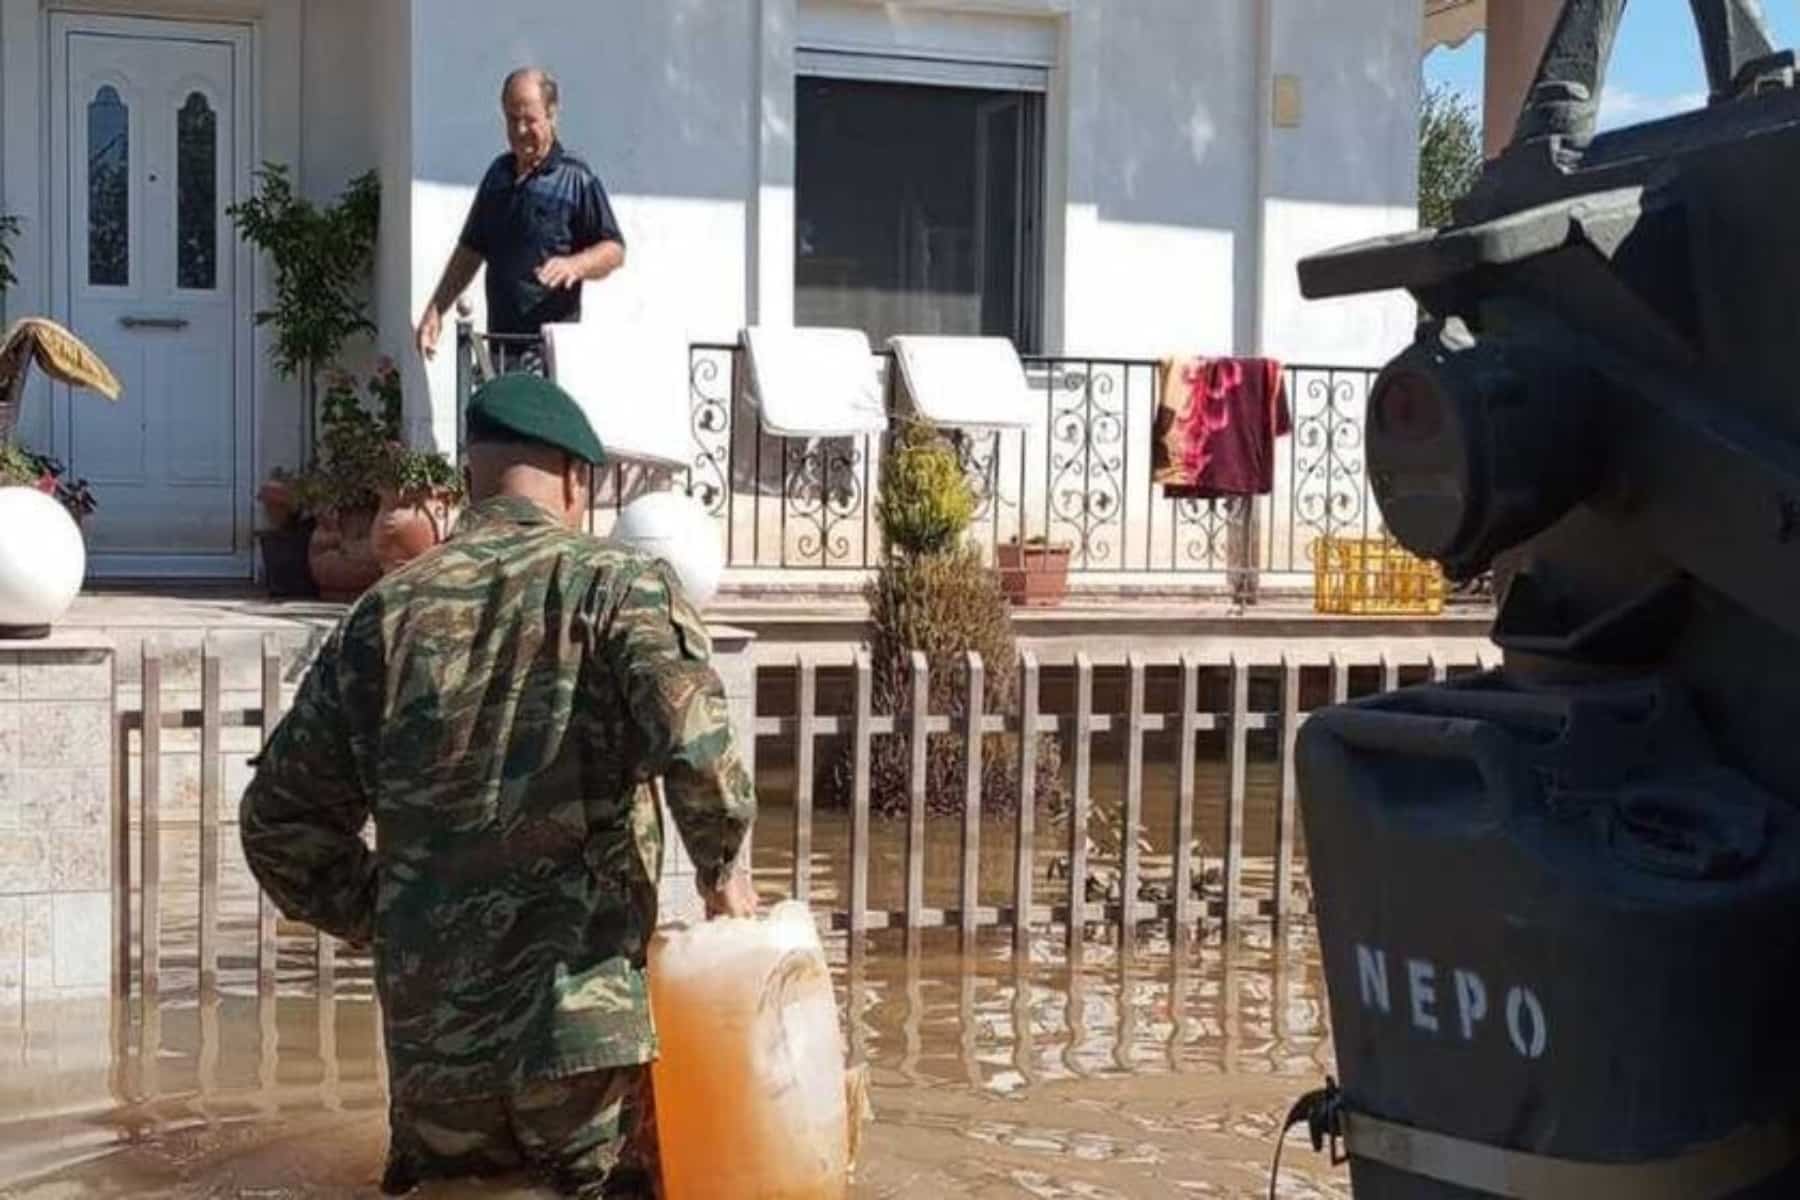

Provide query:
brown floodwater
left=0, top=764, right=1348, bottom=1198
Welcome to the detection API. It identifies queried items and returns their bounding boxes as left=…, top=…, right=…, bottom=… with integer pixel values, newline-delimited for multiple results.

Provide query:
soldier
left=240, top=373, right=758, bottom=1198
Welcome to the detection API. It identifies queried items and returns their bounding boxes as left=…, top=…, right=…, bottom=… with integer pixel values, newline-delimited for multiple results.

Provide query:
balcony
left=457, top=327, right=1463, bottom=617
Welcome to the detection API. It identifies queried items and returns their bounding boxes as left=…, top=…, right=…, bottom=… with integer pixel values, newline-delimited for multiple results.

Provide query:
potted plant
left=0, top=443, right=96, bottom=526
left=228, top=165, right=379, bottom=467
left=996, top=535, right=1073, bottom=608
left=255, top=468, right=318, bottom=598
left=372, top=440, right=463, bottom=573
left=229, top=165, right=379, bottom=597
left=0, top=313, right=119, bottom=637
left=301, top=368, right=390, bottom=601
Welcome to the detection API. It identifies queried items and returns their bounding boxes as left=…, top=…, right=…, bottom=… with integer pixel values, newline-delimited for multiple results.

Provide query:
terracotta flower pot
left=372, top=486, right=458, bottom=574
left=996, top=542, right=1072, bottom=608
left=308, top=507, right=382, bottom=603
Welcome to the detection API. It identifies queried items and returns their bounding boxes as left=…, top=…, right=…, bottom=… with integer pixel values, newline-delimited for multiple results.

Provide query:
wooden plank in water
left=1275, top=656, right=1301, bottom=926
left=140, top=645, right=163, bottom=1005
left=258, top=636, right=283, bottom=995
left=1223, top=656, right=1249, bottom=933
left=906, top=651, right=929, bottom=939
left=199, top=651, right=222, bottom=998
left=849, top=652, right=873, bottom=940
left=1120, top=654, right=1146, bottom=948
left=110, top=653, right=130, bottom=1001
left=1013, top=653, right=1039, bottom=959
left=960, top=652, right=984, bottom=955
left=317, top=927, right=337, bottom=995
left=793, top=658, right=816, bottom=903
left=1067, top=653, right=1094, bottom=958
left=1173, top=655, right=1198, bottom=935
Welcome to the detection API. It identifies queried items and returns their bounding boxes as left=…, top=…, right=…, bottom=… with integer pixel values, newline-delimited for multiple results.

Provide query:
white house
left=0, top=0, right=1431, bottom=585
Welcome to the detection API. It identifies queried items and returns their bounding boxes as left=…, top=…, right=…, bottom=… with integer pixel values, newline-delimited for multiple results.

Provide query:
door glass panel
left=87, top=85, right=130, bottom=287
left=795, top=77, right=1046, bottom=350
left=177, top=91, right=218, bottom=290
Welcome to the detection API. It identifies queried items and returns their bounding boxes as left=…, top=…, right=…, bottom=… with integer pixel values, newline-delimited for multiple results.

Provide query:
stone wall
left=0, top=636, right=116, bottom=1015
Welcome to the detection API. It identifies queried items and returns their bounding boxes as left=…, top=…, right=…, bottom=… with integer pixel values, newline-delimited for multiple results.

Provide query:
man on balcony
left=414, top=66, right=626, bottom=374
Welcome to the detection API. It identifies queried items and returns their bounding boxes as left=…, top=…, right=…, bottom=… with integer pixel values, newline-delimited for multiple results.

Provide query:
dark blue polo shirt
left=457, top=142, right=624, bottom=336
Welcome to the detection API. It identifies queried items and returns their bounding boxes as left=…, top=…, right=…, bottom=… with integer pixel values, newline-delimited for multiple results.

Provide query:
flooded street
left=1, top=766, right=1347, bottom=1198
left=0, top=929, right=1346, bottom=1198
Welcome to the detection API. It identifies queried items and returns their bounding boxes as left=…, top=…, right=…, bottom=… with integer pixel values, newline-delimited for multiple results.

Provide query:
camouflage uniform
left=241, top=495, right=756, bottom=1196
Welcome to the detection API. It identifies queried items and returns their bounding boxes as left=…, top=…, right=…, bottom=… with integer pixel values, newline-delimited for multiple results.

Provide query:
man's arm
left=536, top=239, right=624, bottom=290
left=416, top=245, right=484, bottom=360
left=601, top=563, right=755, bottom=911
left=239, top=626, right=377, bottom=944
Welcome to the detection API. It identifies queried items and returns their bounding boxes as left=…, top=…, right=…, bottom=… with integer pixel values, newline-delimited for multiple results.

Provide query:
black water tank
left=1297, top=672, right=1800, bottom=1198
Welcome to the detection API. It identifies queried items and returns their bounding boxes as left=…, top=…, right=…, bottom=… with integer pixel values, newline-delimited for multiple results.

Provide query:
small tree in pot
left=827, top=420, right=1063, bottom=819
left=229, top=165, right=380, bottom=595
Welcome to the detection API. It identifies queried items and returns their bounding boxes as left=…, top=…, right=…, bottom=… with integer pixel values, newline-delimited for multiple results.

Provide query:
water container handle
left=1307, top=708, right=1531, bottom=818
left=1605, top=783, right=1769, bottom=880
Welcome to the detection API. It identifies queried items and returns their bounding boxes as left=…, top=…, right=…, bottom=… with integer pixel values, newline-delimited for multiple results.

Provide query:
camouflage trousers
left=380, top=1067, right=659, bottom=1198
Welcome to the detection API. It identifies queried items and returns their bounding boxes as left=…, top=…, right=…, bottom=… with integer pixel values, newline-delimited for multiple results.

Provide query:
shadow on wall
left=410, top=0, right=757, bottom=202
left=1090, top=0, right=1418, bottom=228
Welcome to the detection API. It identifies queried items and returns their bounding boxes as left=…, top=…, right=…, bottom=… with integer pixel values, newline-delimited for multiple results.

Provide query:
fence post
left=199, top=650, right=222, bottom=999
left=140, top=644, right=162, bottom=1006
left=454, top=300, right=475, bottom=464
left=1067, top=653, right=1094, bottom=958
left=906, top=652, right=929, bottom=942
left=258, top=636, right=283, bottom=995
left=1173, top=654, right=1199, bottom=935
left=1013, top=653, right=1039, bottom=959
left=793, top=657, right=816, bottom=903
left=1223, top=656, right=1249, bottom=933
left=959, top=653, right=985, bottom=954
left=111, top=652, right=131, bottom=1003
left=849, top=652, right=872, bottom=941
left=1121, top=654, right=1146, bottom=949
left=1275, top=655, right=1301, bottom=927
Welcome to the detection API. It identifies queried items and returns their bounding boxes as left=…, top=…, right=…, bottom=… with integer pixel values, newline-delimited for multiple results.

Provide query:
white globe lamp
left=612, top=492, right=724, bottom=610
left=0, top=487, right=86, bottom=638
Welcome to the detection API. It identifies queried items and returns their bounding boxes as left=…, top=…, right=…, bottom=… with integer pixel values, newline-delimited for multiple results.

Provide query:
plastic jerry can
left=648, top=900, right=851, bottom=1199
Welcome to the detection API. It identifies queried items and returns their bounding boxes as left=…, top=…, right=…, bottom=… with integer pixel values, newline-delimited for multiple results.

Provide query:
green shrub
left=825, top=421, right=1063, bottom=818
left=877, top=421, right=975, bottom=557
left=839, top=545, right=1063, bottom=816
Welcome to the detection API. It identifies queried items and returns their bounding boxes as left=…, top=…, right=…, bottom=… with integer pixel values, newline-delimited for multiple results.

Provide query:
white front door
left=50, top=15, right=254, bottom=578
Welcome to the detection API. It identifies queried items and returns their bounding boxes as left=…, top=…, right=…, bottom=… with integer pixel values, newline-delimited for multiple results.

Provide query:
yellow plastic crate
left=1312, top=535, right=1446, bottom=616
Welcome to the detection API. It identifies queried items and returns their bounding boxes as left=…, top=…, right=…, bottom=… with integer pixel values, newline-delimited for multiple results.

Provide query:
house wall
left=395, top=0, right=1418, bottom=439
left=2, top=0, right=1420, bottom=574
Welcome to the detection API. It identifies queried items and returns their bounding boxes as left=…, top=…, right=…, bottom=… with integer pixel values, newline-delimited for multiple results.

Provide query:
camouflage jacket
left=240, top=495, right=756, bottom=1102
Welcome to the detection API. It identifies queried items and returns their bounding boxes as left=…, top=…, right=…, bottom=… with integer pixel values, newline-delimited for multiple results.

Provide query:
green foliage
left=828, top=546, right=1063, bottom=817
left=1419, top=84, right=1483, bottom=230
left=227, top=164, right=380, bottom=381
left=877, top=422, right=976, bottom=557
left=0, top=442, right=96, bottom=520
left=282, top=361, right=461, bottom=515
left=826, top=421, right=1062, bottom=817
left=287, top=364, right=398, bottom=516
left=0, top=213, right=19, bottom=296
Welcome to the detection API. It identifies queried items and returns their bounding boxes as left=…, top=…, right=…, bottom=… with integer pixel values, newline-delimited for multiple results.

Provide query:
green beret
left=465, top=373, right=606, bottom=465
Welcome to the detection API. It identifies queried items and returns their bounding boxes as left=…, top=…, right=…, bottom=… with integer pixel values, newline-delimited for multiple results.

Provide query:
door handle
left=120, top=315, right=189, bottom=330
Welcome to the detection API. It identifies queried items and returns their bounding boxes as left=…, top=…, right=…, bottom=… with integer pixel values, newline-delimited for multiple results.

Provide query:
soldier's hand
left=704, top=871, right=759, bottom=920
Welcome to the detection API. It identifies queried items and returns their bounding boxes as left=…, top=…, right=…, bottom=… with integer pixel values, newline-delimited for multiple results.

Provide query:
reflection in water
left=1, top=924, right=1344, bottom=1198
